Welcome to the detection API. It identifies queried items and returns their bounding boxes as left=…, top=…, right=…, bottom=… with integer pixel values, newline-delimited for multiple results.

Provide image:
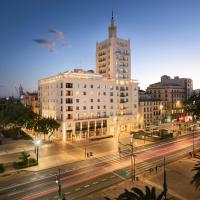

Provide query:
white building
left=96, top=13, right=131, bottom=80
left=38, top=14, right=138, bottom=141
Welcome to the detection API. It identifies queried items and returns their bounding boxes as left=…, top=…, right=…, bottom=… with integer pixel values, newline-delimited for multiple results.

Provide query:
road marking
left=65, top=191, right=71, bottom=195
left=7, top=190, right=23, bottom=196
left=109, top=175, right=115, bottom=178
left=112, top=172, right=126, bottom=180
left=92, top=181, right=98, bottom=185
left=101, top=178, right=107, bottom=182
left=75, top=188, right=81, bottom=191
left=84, top=184, right=90, bottom=188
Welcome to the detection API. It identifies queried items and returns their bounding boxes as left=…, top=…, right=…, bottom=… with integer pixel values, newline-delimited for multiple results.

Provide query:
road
left=0, top=133, right=199, bottom=200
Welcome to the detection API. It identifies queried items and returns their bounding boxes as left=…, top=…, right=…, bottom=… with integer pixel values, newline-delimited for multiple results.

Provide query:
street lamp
left=55, top=168, right=62, bottom=199
left=34, top=139, right=41, bottom=164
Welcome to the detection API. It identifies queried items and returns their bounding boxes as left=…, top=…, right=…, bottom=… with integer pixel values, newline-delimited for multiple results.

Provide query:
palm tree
left=105, top=186, right=168, bottom=200
left=191, top=155, right=200, bottom=190
left=19, top=151, right=30, bottom=166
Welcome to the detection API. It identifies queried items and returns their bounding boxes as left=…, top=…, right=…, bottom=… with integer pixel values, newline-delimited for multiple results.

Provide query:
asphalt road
left=0, top=133, right=199, bottom=200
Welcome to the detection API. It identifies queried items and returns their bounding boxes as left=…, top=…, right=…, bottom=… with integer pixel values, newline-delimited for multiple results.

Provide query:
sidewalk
left=0, top=140, right=53, bottom=156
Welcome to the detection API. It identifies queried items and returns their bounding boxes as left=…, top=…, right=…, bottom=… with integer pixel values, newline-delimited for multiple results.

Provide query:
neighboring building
left=38, top=14, right=139, bottom=141
left=146, top=75, right=192, bottom=117
left=138, top=90, right=167, bottom=128
left=21, top=92, right=39, bottom=114
left=96, top=13, right=131, bottom=80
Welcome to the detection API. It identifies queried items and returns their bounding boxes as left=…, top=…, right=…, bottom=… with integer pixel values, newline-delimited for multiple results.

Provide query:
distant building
left=21, top=92, right=39, bottom=114
left=146, top=75, right=193, bottom=117
left=38, top=14, right=139, bottom=141
left=138, top=90, right=167, bottom=128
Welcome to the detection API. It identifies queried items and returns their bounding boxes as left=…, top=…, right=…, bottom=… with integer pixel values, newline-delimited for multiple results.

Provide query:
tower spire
left=109, top=11, right=117, bottom=38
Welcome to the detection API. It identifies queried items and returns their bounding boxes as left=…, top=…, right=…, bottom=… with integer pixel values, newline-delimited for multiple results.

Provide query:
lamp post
left=34, top=139, right=41, bottom=164
left=130, top=135, right=136, bottom=182
left=56, top=168, right=62, bottom=199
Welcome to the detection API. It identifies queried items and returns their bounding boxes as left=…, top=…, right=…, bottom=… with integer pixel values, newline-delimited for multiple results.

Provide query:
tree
left=19, top=151, right=30, bottom=166
left=184, top=92, right=200, bottom=120
left=105, top=186, right=171, bottom=200
left=0, top=101, right=37, bottom=129
left=191, top=155, right=200, bottom=190
left=46, top=118, right=60, bottom=141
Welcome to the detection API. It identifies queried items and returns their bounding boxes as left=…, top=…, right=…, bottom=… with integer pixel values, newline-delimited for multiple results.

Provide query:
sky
left=0, top=0, right=200, bottom=97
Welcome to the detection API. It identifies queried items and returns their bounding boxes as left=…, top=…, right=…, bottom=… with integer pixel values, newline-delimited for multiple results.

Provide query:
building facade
left=38, top=70, right=138, bottom=140
left=146, top=75, right=192, bottom=117
left=21, top=92, right=39, bottom=114
left=138, top=91, right=167, bottom=127
left=38, top=14, right=139, bottom=141
left=96, top=13, right=131, bottom=80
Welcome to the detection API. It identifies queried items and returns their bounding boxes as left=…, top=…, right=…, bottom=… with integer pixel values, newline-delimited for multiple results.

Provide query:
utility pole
left=130, top=135, right=136, bottom=182
left=193, top=131, right=195, bottom=156
left=85, top=132, right=87, bottom=158
left=163, top=157, right=168, bottom=200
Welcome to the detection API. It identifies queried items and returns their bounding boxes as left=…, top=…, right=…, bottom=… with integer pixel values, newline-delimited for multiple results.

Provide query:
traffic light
left=124, top=170, right=129, bottom=177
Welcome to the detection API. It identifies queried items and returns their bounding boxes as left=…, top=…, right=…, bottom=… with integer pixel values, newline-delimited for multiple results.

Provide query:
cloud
left=0, top=85, right=4, bottom=87
left=48, top=29, right=65, bottom=40
left=61, top=41, right=70, bottom=48
left=32, top=39, right=57, bottom=53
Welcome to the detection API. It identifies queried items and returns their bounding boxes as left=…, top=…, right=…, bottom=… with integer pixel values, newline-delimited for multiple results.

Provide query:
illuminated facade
left=96, top=13, right=131, bottom=80
left=146, top=75, right=192, bottom=116
left=38, top=70, right=138, bottom=140
left=138, top=91, right=167, bottom=127
left=38, top=14, right=138, bottom=141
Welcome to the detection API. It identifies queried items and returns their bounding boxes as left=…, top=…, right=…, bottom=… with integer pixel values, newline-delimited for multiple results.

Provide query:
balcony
left=74, top=115, right=109, bottom=121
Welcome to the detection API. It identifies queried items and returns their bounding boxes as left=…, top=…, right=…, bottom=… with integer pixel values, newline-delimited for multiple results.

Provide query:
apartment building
left=138, top=91, right=167, bottom=127
left=21, top=92, right=39, bottom=114
left=146, top=75, right=192, bottom=117
left=38, top=14, right=138, bottom=141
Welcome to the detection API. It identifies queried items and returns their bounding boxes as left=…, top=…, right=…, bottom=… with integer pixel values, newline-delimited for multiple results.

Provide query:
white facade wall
left=38, top=72, right=138, bottom=140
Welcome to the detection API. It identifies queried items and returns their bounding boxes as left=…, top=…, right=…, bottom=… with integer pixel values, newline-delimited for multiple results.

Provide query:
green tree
left=105, top=186, right=169, bottom=200
left=46, top=118, right=60, bottom=141
left=184, top=91, right=200, bottom=120
left=191, top=155, right=200, bottom=190
left=19, top=151, right=30, bottom=166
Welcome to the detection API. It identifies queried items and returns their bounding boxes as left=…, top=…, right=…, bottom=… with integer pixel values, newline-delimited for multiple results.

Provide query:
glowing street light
left=34, top=139, right=41, bottom=164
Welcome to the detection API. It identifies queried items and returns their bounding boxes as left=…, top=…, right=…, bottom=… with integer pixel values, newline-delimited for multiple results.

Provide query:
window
left=83, top=106, right=86, bottom=110
left=91, top=84, right=93, bottom=88
left=66, top=91, right=73, bottom=96
left=103, top=105, right=106, bottom=109
left=97, top=99, right=100, bottom=102
left=97, top=106, right=100, bottom=109
left=76, top=99, right=79, bottom=103
left=83, top=91, right=86, bottom=95
left=66, top=98, right=73, bottom=104
left=110, top=92, right=113, bottom=96
left=110, top=98, right=113, bottom=103
left=66, top=106, right=73, bottom=111
left=91, top=106, right=93, bottom=109
left=61, top=91, right=63, bottom=96
left=103, top=92, right=106, bottom=95
left=84, top=84, right=87, bottom=88
left=97, top=85, right=100, bottom=89
left=61, top=82, right=63, bottom=88
left=67, top=114, right=73, bottom=119
left=66, top=83, right=73, bottom=88
left=61, top=98, right=63, bottom=104
left=76, top=106, right=79, bottom=110
left=91, top=99, right=93, bottom=102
